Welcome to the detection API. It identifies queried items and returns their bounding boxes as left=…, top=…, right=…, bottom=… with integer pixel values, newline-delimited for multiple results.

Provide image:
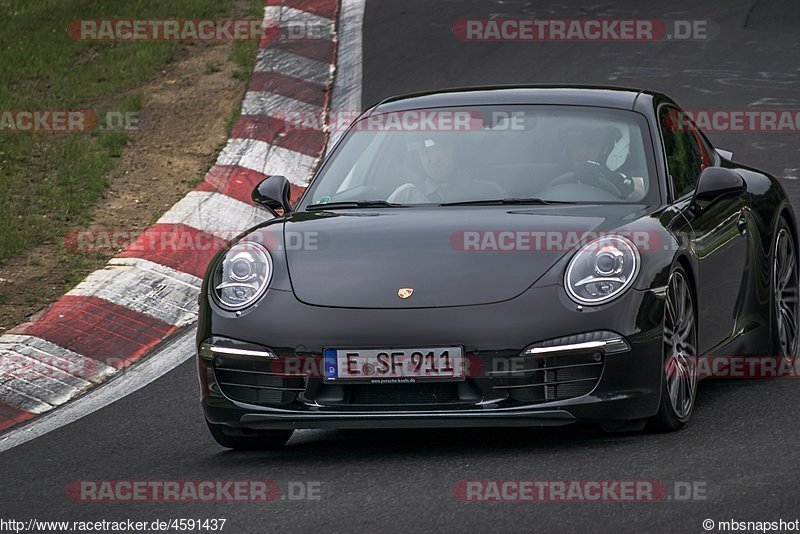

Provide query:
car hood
left=283, top=205, right=648, bottom=308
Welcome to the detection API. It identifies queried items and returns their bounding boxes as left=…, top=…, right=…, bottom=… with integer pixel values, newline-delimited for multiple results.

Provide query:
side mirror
left=692, top=167, right=745, bottom=206
left=715, top=148, right=734, bottom=160
left=252, top=176, right=293, bottom=215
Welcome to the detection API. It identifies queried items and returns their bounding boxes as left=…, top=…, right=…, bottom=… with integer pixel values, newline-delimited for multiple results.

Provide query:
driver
left=556, top=125, right=644, bottom=200
left=387, top=134, right=503, bottom=203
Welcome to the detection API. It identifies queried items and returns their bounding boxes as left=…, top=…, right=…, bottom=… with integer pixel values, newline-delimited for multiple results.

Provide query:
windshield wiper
left=439, top=197, right=575, bottom=207
left=306, top=200, right=405, bottom=211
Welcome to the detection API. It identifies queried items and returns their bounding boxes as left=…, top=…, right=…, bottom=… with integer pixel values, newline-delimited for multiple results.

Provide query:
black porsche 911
left=197, top=85, right=798, bottom=449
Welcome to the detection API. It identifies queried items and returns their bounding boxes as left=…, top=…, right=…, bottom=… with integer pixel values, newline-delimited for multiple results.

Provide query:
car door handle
left=737, top=207, right=748, bottom=233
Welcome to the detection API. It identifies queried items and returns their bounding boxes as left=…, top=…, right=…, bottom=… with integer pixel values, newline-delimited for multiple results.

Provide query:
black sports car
left=197, top=86, right=798, bottom=449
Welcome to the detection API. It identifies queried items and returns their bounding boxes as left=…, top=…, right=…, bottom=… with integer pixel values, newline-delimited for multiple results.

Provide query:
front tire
left=649, top=265, right=698, bottom=432
left=206, top=421, right=293, bottom=450
left=772, top=219, right=799, bottom=367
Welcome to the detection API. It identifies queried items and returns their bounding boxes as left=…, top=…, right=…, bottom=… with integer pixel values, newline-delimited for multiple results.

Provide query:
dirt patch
left=0, top=41, right=248, bottom=333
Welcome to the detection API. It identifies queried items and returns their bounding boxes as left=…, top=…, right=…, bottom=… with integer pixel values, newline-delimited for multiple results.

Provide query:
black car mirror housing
left=252, top=176, right=293, bottom=216
left=691, top=167, right=745, bottom=208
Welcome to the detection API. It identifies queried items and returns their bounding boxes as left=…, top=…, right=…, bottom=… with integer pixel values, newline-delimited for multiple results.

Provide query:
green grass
left=93, top=92, right=144, bottom=157
left=204, top=61, right=222, bottom=74
left=60, top=252, right=109, bottom=290
left=0, top=0, right=261, bottom=260
left=224, top=5, right=262, bottom=135
left=231, top=6, right=262, bottom=81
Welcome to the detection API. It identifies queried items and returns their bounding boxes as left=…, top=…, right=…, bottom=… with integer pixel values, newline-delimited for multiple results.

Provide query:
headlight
left=214, top=242, right=272, bottom=310
left=565, top=235, right=639, bottom=305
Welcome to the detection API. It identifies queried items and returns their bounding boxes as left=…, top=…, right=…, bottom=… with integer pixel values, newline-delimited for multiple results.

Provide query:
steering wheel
left=544, top=160, right=626, bottom=199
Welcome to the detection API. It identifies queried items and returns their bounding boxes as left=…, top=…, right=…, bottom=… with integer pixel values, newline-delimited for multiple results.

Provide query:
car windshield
left=302, top=105, right=657, bottom=208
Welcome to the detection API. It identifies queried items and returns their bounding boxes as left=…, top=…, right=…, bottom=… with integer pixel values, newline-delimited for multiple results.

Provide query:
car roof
left=370, top=85, right=657, bottom=115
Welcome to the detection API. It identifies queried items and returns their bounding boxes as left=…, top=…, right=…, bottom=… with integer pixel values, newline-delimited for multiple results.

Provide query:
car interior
left=309, top=107, right=652, bottom=205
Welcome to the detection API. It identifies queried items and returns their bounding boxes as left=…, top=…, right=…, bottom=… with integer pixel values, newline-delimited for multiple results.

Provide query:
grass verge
left=0, top=0, right=263, bottom=331
left=0, top=0, right=261, bottom=261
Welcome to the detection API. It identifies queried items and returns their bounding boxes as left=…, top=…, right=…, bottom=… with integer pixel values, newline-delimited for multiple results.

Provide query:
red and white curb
left=0, top=0, right=341, bottom=434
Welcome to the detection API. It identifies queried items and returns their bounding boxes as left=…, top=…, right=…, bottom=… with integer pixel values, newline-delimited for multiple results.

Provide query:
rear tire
left=206, top=421, right=293, bottom=450
left=649, top=265, right=698, bottom=432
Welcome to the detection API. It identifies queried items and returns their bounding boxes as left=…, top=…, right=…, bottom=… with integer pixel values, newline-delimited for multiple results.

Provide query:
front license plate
left=323, top=347, right=465, bottom=383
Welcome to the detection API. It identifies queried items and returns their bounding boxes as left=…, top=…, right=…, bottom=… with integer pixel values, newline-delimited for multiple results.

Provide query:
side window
left=659, top=107, right=706, bottom=199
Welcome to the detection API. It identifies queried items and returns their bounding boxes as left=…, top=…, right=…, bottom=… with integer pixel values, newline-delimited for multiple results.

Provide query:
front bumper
left=235, top=408, right=577, bottom=429
left=198, top=284, right=666, bottom=430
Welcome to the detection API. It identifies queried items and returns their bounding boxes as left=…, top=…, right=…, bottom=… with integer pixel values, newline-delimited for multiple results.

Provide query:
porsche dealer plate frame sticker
left=323, top=347, right=465, bottom=383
